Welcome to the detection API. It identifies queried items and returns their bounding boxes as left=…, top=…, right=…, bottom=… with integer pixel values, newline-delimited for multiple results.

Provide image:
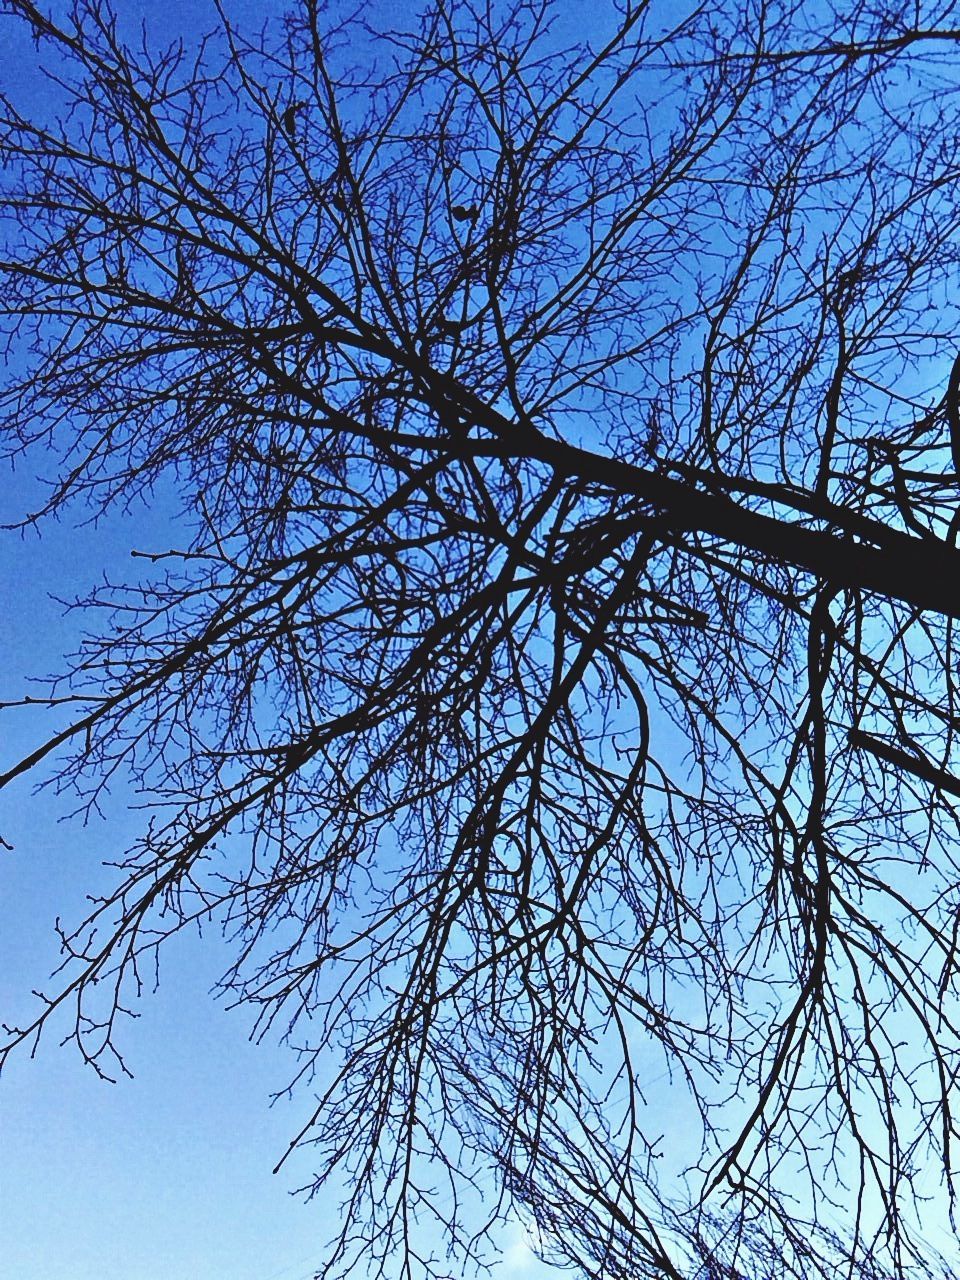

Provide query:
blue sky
left=4, top=3, right=960, bottom=1278
left=0, top=405, right=350, bottom=1280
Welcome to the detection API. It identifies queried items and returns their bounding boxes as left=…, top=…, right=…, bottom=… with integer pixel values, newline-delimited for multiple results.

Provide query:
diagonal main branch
left=413, top=355, right=960, bottom=618
left=305, top=309, right=960, bottom=620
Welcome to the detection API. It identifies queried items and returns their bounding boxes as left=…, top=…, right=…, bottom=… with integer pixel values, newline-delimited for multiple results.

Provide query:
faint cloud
left=502, top=1220, right=541, bottom=1274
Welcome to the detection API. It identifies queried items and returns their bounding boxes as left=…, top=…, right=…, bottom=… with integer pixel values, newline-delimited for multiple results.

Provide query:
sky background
left=3, top=3, right=960, bottom=1279
left=0, top=3, right=553, bottom=1277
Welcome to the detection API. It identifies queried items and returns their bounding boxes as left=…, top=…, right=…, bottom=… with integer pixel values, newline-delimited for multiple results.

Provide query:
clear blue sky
left=0, top=333, right=355, bottom=1279
left=0, top=510, right=553, bottom=1280
left=4, top=4, right=959, bottom=1279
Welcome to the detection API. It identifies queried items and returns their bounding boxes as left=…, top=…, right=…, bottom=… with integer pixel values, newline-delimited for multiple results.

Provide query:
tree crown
left=3, top=1, right=960, bottom=1277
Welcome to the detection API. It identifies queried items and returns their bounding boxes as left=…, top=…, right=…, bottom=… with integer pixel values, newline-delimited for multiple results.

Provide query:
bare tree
left=3, top=0, right=960, bottom=1276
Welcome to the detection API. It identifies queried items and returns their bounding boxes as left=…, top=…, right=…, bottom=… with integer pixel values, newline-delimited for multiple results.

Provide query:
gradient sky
left=3, top=4, right=959, bottom=1279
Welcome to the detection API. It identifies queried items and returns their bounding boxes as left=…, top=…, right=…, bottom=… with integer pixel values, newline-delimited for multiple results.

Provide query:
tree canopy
left=3, top=1, right=960, bottom=1277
